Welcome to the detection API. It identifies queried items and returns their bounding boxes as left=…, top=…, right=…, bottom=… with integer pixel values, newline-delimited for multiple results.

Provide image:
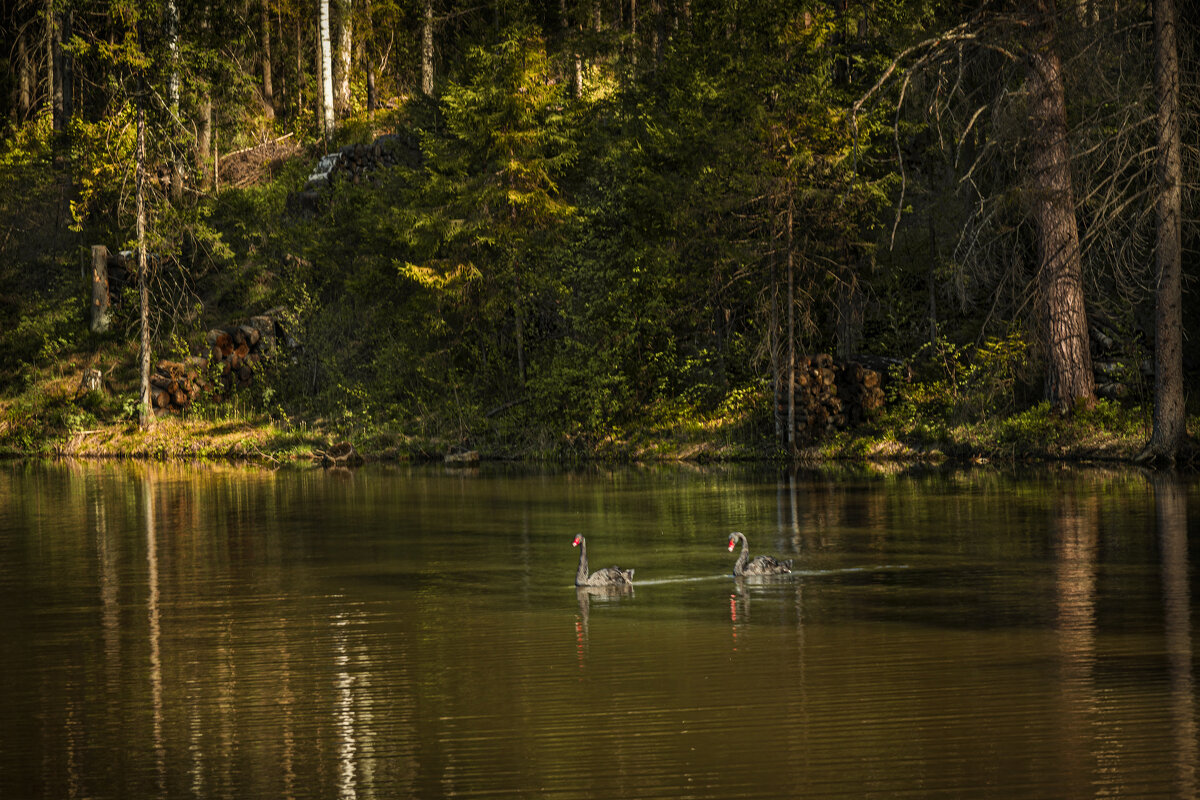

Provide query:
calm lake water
left=0, top=460, right=1196, bottom=799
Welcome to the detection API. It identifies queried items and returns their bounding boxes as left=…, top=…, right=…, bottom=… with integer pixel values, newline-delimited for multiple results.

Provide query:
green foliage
left=885, top=332, right=1032, bottom=429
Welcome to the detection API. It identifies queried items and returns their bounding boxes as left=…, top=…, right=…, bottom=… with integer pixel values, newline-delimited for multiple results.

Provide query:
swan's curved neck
left=576, top=537, right=589, bottom=584
left=732, top=534, right=749, bottom=575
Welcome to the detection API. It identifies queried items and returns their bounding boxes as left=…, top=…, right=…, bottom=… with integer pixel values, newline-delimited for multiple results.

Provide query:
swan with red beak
left=573, top=534, right=634, bottom=587
left=727, top=532, right=792, bottom=577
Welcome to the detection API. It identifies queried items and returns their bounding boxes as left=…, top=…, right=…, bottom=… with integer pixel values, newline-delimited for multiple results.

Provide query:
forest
left=0, top=0, right=1196, bottom=463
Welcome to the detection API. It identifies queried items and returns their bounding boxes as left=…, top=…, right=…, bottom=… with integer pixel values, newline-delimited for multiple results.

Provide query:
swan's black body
left=726, top=531, right=792, bottom=576
left=573, top=535, right=634, bottom=587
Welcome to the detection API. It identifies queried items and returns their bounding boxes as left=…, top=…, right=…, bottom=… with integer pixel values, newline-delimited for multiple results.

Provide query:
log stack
left=325, top=133, right=419, bottom=186
left=837, top=360, right=886, bottom=425
left=150, top=357, right=212, bottom=414
left=206, top=315, right=275, bottom=395
left=778, top=354, right=887, bottom=441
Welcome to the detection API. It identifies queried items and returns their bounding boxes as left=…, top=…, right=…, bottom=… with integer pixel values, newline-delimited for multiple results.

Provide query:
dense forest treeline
left=0, top=0, right=1196, bottom=461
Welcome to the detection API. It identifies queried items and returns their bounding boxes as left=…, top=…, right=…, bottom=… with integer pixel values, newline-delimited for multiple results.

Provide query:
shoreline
left=3, top=414, right=1188, bottom=470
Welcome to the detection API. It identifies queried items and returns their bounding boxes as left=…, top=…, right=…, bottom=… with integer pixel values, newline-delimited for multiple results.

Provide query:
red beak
left=573, top=538, right=580, bottom=547
left=727, top=541, right=735, bottom=551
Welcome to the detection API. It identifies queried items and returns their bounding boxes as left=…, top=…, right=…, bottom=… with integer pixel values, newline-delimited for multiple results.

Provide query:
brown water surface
left=0, top=461, right=1195, bottom=799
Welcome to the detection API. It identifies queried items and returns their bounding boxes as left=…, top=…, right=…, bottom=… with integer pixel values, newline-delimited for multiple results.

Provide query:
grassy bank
left=0, top=352, right=1177, bottom=466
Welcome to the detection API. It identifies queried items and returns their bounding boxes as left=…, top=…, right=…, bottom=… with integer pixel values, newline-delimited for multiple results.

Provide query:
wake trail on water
left=630, top=564, right=910, bottom=586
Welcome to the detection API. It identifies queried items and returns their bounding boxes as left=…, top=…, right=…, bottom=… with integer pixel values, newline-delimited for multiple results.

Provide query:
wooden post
left=90, top=245, right=111, bottom=333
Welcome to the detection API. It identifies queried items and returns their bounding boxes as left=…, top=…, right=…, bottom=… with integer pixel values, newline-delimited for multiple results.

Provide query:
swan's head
left=572, top=534, right=583, bottom=547
left=727, top=532, right=741, bottom=551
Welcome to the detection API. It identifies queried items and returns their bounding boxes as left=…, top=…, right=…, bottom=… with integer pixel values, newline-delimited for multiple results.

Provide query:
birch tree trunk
left=166, top=0, right=180, bottom=112
left=165, top=0, right=182, bottom=200
left=137, top=103, right=154, bottom=429
left=333, top=0, right=352, bottom=115
left=1140, top=0, right=1186, bottom=461
left=1026, top=0, right=1094, bottom=411
left=319, top=0, right=335, bottom=139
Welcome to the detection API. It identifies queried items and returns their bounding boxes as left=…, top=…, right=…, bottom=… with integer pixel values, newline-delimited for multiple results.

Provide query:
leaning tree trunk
left=1140, top=0, right=1186, bottom=462
left=136, top=103, right=154, bottom=429
left=1026, top=0, right=1094, bottom=411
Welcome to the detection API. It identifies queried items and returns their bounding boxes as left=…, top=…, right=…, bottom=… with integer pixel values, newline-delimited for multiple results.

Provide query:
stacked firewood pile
left=207, top=316, right=275, bottom=394
left=144, top=314, right=281, bottom=414
left=290, top=132, right=422, bottom=214
left=150, top=357, right=212, bottom=414
left=779, top=354, right=888, bottom=441
left=324, top=134, right=418, bottom=186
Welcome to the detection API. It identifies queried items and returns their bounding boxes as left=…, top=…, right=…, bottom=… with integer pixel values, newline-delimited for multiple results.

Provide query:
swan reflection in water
left=575, top=584, right=633, bottom=664
left=729, top=573, right=802, bottom=650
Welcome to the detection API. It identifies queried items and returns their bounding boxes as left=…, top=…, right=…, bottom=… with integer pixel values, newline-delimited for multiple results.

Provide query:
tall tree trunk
left=196, top=95, right=212, bottom=186
left=136, top=102, right=154, bottom=429
left=319, top=0, right=335, bottom=139
left=60, top=9, right=72, bottom=122
left=650, top=0, right=662, bottom=67
left=629, top=0, right=638, bottom=71
left=166, top=0, right=180, bottom=112
left=1140, top=0, right=1186, bottom=462
left=44, top=0, right=55, bottom=125
left=165, top=0, right=182, bottom=201
left=333, top=0, right=352, bottom=115
left=295, top=15, right=304, bottom=116
left=49, top=0, right=65, bottom=130
left=927, top=209, right=939, bottom=344
left=422, top=0, right=434, bottom=96
left=196, top=3, right=213, bottom=188
left=768, top=191, right=783, bottom=444
left=363, top=0, right=376, bottom=112
left=18, top=33, right=33, bottom=120
left=559, top=0, right=580, bottom=98
left=261, top=0, right=275, bottom=119
left=786, top=192, right=796, bottom=454
left=1026, top=0, right=1094, bottom=411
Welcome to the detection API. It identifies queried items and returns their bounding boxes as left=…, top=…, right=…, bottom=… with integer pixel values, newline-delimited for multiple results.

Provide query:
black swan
left=573, top=535, right=634, bottom=587
left=726, top=531, right=792, bottom=576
